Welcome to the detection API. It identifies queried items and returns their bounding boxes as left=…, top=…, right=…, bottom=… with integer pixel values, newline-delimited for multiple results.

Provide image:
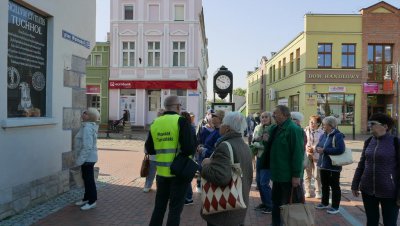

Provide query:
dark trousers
left=271, top=182, right=304, bottom=226
left=149, top=175, right=189, bottom=226
left=362, top=193, right=399, bottom=226
left=320, top=169, right=341, bottom=209
left=81, top=162, right=97, bottom=204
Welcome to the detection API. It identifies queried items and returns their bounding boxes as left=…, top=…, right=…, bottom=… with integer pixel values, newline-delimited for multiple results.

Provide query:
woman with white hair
left=74, top=107, right=100, bottom=210
left=200, top=112, right=253, bottom=226
left=315, top=116, right=345, bottom=215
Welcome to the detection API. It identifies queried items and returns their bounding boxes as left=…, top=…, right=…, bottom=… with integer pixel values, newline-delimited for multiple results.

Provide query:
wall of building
left=0, top=0, right=95, bottom=219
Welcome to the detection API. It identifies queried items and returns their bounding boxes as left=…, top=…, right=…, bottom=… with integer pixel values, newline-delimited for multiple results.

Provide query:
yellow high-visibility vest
left=150, top=114, right=180, bottom=177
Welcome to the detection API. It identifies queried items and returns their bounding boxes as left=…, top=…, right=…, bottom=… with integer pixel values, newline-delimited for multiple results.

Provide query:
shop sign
left=329, top=86, right=346, bottom=93
left=188, top=91, right=199, bottom=96
left=86, top=85, right=100, bottom=94
left=7, top=1, right=47, bottom=117
left=278, top=99, right=288, bottom=106
left=305, top=70, right=362, bottom=83
left=363, top=83, right=379, bottom=94
left=108, top=80, right=198, bottom=89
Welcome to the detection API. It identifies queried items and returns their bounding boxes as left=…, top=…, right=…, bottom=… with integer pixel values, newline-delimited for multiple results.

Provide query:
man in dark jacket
left=145, top=95, right=195, bottom=226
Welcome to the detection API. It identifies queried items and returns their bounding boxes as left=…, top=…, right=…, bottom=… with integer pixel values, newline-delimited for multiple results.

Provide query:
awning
left=108, top=80, right=197, bottom=89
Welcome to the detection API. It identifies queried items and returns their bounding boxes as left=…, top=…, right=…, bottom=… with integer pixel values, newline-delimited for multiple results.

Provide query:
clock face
left=216, top=74, right=231, bottom=90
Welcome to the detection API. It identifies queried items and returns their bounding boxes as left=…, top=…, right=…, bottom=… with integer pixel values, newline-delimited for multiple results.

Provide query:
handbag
left=170, top=152, right=198, bottom=183
left=280, top=187, right=315, bottom=226
left=140, top=154, right=150, bottom=177
left=329, top=135, right=353, bottom=166
left=201, top=141, right=247, bottom=215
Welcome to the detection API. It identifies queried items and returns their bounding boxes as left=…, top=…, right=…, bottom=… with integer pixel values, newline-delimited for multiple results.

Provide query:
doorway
left=147, top=90, right=161, bottom=124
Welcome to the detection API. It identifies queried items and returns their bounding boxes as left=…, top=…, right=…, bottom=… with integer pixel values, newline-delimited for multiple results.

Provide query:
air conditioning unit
left=269, top=88, right=276, bottom=100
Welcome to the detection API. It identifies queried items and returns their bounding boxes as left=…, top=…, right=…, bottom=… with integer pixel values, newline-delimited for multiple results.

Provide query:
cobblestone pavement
left=1, top=133, right=399, bottom=226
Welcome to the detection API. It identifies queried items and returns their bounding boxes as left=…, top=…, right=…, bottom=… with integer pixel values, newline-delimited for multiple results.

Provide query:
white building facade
left=0, top=0, right=95, bottom=219
left=109, top=0, right=209, bottom=126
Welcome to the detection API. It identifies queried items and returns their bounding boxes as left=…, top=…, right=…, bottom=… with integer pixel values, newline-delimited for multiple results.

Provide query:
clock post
left=212, top=65, right=235, bottom=112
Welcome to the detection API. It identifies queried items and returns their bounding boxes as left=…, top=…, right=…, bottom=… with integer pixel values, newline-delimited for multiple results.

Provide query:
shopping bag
left=201, top=141, right=246, bottom=215
left=280, top=187, right=315, bottom=226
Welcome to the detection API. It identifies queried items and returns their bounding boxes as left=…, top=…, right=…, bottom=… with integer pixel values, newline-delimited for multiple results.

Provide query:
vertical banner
left=7, top=1, right=47, bottom=117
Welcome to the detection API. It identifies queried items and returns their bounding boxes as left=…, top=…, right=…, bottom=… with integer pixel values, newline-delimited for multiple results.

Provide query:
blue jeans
left=145, top=160, right=157, bottom=188
left=362, top=193, right=399, bottom=226
left=149, top=175, right=189, bottom=226
left=256, top=158, right=272, bottom=208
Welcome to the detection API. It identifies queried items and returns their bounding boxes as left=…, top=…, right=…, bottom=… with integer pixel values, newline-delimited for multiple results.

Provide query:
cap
left=212, top=110, right=225, bottom=120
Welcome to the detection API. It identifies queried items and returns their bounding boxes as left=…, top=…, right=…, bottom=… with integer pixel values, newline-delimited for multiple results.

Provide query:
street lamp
left=385, top=62, right=400, bottom=137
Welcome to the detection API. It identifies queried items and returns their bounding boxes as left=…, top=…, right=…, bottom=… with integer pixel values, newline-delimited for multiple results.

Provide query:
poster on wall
left=7, top=0, right=47, bottom=117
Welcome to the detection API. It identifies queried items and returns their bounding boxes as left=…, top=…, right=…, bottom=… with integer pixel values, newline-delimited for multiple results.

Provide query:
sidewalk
left=1, top=133, right=398, bottom=225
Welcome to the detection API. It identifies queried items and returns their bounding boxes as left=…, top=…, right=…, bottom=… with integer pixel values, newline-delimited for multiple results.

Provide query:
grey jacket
left=75, top=122, right=98, bottom=165
left=201, top=132, right=253, bottom=226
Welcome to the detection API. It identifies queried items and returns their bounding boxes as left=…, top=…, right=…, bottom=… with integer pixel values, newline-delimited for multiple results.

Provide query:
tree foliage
left=233, top=88, right=246, bottom=96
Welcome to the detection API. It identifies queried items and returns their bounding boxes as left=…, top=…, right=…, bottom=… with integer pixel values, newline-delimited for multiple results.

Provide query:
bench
left=98, top=123, right=111, bottom=138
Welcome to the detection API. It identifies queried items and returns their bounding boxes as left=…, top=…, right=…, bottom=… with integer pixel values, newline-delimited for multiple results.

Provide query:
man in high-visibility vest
left=145, top=95, right=195, bottom=226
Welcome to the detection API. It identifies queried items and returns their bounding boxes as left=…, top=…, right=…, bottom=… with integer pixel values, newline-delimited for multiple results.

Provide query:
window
left=269, top=67, right=272, bottom=84
left=278, top=61, right=281, bottom=79
left=283, top=58, right=286, bottom=77
left=317, top=43, right=332, bottom=68
left=124, top=5, right=133, bottom=20
left=87, top=95, right=101, bottom=118
left=172, top=41, right=185, bottom=67
left=368, top=44, right=392, bottom=81
left=317, top=93, right=355, bottom=124
left=296, top=48, right=300, bottom=71
left=273, top=65, right=276, bottom=82
left=174, top=5, right=184, bottom=21
left=170, top=89, right=187, bottom=110
left=251, top=92, right=254, bottom=104
left=94, top=54, right=102, bottom=66
left=290, top=53, right=294, bottom=74
left=256, top=91, right=258, bottom=103
left=289, top=95, right=299, bottom=112
left=342, top=44, right=355, bottom=68
left=147, top=42, right=160, bottom=67
left=122, top=41, right=135, bottom=67
left=149, top=4, right=159, bottom=21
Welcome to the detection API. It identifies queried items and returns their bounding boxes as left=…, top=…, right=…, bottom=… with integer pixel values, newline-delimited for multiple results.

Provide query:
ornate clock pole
left=212, top=65, right=235, bottom=112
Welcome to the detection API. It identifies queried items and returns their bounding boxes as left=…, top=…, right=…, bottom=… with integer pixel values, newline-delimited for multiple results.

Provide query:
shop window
left=368, top=44, right=392, bottom=81
left=317, top=93, right=355, bottom=125
left=147, top=41, right=160, bottom=67
left=318, top=43, right=332, bottom=68
left=342, top=44, right=355, bottom=68
left=124, top=5, right=134, bottom=20
left=7, top=1, right=47, bottom=118
left=172, top=41, right=185, bottom=67
left=289, top=95, right=299, bottom=112
left=122, top=41, right=135, bottom=67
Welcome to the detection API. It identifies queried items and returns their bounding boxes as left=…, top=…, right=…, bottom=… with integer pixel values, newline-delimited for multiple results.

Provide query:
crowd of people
left=72, top=96, right=399, bottom=226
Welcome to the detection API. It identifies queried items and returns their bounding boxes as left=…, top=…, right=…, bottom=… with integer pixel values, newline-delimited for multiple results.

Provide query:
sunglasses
left=368, top=121, right=382, bottom=127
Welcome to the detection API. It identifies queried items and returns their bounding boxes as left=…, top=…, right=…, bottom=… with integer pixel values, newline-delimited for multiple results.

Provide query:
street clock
left=213, top=65, right=233, bottom=100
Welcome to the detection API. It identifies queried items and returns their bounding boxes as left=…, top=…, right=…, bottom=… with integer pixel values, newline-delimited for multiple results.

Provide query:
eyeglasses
left=368, top=121, right=382, bottom=127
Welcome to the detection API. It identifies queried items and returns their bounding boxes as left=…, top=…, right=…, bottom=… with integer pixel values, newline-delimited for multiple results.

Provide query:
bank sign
left=7, top=0, right=47, bottom=117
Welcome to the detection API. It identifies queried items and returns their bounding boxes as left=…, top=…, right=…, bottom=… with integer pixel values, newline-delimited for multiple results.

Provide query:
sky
left=96, top=0, right=399, bottom=99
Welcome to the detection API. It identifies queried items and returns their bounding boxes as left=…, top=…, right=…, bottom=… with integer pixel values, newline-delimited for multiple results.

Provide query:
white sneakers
left=315, top=193, right=322, bottom=199
left=80, top=202, right=97, bottom=210
left=304, top=192, right=311, bottom=198
left=143, top=187, right=151, bottom=193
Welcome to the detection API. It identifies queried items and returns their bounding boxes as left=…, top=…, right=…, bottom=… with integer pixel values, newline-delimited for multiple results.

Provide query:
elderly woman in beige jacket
left=200, top=112, right=253, bottom=226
